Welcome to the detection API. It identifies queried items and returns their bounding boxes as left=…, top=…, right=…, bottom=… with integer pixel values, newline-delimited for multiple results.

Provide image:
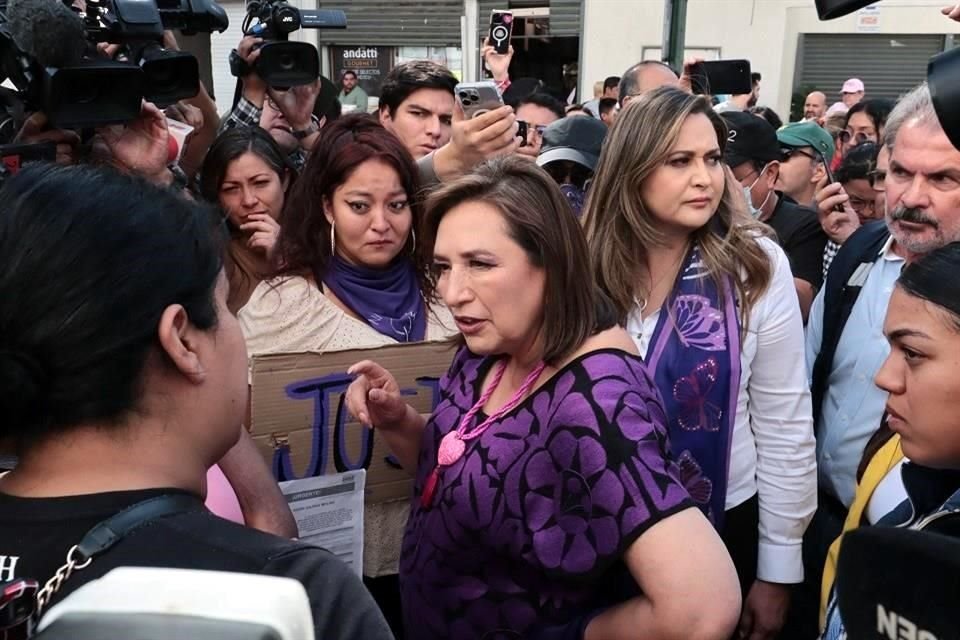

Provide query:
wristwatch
left=291, top=122, right=319, bottom=140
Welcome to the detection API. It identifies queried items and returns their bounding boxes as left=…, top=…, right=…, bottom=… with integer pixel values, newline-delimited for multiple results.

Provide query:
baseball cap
left=841, top=78, right=865, bottom=94
left=720, top=111, right=782, bottom=169
left=536, top=116, right=608, bottom=171
left=778, top=121, right=836, bottom=165
left=826, top=101, right=849, bottom=117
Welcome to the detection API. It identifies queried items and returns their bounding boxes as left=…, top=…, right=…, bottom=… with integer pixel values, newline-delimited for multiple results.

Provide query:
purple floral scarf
left=645, top=246, right=741, bottom=529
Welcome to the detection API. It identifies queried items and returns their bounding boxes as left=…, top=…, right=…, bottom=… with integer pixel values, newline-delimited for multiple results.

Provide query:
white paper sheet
left=280, top=470, right=365, bottom=576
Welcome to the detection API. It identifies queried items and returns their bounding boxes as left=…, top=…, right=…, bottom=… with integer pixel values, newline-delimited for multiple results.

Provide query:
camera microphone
left=7, top=0, right=86, bottom=68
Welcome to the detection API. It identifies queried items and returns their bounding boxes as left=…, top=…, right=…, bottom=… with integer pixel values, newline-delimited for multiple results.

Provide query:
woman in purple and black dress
left=345, top=156, right=741, bottom=640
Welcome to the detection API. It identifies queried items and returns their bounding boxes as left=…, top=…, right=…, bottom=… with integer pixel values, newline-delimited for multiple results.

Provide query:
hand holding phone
left=455, top=82, right=505, bottom=120
left=815, top=179, right=861, bottom=244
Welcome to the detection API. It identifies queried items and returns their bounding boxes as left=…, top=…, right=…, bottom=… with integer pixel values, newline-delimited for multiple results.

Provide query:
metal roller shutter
left=795, top=33, right=945, bottom=102
left=316, top=0, right=463, bottom=47
left=547, top=0, right=581, bottom=37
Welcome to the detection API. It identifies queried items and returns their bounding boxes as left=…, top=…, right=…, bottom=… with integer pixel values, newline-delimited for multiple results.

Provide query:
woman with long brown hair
left=582, top=86, right=817, bottom=639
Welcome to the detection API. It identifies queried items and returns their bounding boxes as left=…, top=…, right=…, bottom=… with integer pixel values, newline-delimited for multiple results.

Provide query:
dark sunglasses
left=839, top=130, right=874, bottom=145
left=781, top=147, right=817, bottom=162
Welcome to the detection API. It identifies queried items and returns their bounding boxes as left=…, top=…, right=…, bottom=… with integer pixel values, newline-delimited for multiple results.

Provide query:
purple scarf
left=645, top=246, right=741, bottom=529
left=321, top=256, right=426, bottom=342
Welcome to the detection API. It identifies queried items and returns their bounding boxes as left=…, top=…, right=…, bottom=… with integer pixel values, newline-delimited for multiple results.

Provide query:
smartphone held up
left=489, top=10, right=514, bottom=55
left=689, top=59, right=752, bottom=96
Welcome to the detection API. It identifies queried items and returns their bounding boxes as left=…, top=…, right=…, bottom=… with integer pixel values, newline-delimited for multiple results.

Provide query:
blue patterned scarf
left=645, top=246, right=741, bottom=529
left=322, top=256, right=426, bottom=342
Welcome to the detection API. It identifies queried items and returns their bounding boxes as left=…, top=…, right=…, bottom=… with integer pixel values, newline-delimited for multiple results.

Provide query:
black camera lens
left=458, top=91, right=469, bottom=99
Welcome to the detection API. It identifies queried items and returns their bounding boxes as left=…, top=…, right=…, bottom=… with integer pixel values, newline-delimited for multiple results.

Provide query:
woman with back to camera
left=200, top=126, right=297, bottom=314
left=0, top=163, right=392, bottom=640
left=822, top=242, right=960, bottom=638
left=345, top=157, right=741, bottom=640
left=582, top=86, right=817, bottom=639
left=239, top=112, right=456, bottom=633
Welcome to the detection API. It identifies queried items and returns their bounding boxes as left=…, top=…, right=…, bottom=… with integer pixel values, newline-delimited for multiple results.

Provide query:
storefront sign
left=330, top=46, right=394, bottom=97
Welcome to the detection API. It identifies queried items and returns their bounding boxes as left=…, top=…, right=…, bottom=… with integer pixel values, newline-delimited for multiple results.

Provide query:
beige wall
left=581, top=0, right=956, bottom=119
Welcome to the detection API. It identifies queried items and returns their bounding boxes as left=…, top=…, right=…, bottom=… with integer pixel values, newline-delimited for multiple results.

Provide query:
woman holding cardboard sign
left=239, top=112, right=455, bottom=633
left=345, top=157, right=741, bottom=640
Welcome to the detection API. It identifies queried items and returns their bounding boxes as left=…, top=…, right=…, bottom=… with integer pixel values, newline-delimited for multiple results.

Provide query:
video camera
left=0, top=0, right=228, bottom=129
left=233, top=0, right=345, bottom=88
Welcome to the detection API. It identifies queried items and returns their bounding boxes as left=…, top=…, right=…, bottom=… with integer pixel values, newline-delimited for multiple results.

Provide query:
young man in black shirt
left=722, top=111, right=828, bottom=323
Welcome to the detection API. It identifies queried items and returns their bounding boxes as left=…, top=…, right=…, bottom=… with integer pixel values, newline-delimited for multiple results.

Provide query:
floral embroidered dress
left=399, top=347, right=694, bottom=639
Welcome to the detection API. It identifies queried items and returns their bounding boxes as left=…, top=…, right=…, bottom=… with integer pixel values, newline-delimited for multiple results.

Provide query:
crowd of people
left=1, top=5, right=960, bottom=640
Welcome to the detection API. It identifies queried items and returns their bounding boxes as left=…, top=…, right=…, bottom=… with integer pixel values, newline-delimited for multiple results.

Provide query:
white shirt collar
left=879, top=235, right=905, bottom=263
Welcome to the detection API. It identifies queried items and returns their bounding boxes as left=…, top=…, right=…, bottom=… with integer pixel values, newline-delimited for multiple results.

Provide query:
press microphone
left=836, top=526, right=960, bottom=639
left=6, top=0, right=86, bottom=68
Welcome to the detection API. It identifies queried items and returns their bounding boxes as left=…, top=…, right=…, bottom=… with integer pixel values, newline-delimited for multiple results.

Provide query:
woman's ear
left=156, top=304, right=206, bottom=384
left=323, top=197, right=335, bottom=226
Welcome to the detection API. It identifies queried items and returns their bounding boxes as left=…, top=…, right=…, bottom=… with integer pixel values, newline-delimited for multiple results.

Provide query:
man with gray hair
left=795, top=81, right=960, bottom=637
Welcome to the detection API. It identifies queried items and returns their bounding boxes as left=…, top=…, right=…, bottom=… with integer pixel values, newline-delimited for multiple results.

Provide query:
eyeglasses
left=839, top=130, right=875, bottom=146
left=519, top=122, right=548, bottom=138
left=781, top=148, right=817, bottom=162
left=848, top=195, right=877, bottom=215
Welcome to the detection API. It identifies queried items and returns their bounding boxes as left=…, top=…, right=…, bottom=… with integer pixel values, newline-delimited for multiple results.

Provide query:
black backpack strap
left=74, top=494, right=203, bottom=563
left=33, top=494, right=204, bottom=619
left=811, top=221, right=891, bottom=433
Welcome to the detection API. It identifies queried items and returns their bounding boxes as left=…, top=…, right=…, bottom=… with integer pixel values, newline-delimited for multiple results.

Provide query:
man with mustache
left=791, top=82, right=960, bottom=638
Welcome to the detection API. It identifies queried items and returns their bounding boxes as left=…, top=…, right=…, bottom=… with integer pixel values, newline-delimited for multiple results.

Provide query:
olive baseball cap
left=777, top=121, right=836, bottom=165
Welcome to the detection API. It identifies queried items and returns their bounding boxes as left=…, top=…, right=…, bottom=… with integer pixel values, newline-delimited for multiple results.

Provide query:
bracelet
left=495, top=77, right=511, bottom=93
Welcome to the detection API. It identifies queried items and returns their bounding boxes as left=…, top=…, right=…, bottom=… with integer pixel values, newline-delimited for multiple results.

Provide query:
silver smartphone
left=455, top=81, right=504, bottom=119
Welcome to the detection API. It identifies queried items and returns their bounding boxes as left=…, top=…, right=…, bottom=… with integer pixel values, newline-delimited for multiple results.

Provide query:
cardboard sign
left=250, top=342, right=454, bottom=504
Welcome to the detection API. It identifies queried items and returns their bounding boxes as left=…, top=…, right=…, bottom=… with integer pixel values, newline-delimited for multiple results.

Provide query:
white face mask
left=743, top=164, right=773, bottom=218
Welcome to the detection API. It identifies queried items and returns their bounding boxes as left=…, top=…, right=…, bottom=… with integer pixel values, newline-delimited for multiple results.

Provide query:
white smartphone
left=455, top=81, right=504, bottom=119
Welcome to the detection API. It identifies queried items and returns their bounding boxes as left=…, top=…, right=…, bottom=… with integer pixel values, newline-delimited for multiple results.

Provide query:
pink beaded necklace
left=420, top=358, right=546, bottom=509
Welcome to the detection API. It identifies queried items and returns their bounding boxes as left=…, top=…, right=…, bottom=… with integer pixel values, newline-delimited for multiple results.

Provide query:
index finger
left=469, top=105, right=514, bottom=129
left=344, top=374, right=373, bottom=425
left=347, top=359, right=384, bottom=378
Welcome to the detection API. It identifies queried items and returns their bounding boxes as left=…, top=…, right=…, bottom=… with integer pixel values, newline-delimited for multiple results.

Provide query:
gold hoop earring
left=330, top=223, right=336, bottom=256
left=410, top=228, right=416, bottom=256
